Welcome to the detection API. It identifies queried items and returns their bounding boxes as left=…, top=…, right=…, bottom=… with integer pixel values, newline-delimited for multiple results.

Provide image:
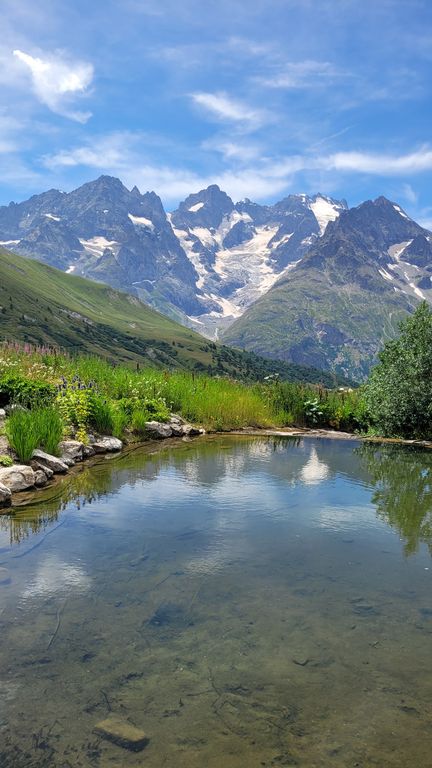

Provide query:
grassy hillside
left=0, top=247, right=351, bottom=385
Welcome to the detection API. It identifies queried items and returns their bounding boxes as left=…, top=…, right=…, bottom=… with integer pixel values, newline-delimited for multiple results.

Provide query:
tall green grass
left=32, top=407, right=63, bottom=456
left=0, top=344, right=368, bottom=446
left=5, top=410, right=38, bottom=463
left=5, top=406, right=63, bottom=462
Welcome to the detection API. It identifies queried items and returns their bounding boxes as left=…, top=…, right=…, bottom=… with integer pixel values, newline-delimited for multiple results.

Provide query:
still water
left=0, top=436, right=431, bottom=767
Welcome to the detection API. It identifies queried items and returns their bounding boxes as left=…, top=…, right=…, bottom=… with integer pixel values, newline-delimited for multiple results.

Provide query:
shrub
left=56, top=379, right=94, bottom=443
left=0, top=454, right=13, bottom=467
left=0, top=374, right=56, bottom=408
left=364, top=302, right=432, bottom=438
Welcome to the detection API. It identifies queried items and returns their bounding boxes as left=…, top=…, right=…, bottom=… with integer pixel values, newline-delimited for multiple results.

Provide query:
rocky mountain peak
left=171, top=185, right=234, bottom=230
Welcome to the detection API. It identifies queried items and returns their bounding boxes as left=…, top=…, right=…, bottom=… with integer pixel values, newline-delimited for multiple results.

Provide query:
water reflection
left=357, top=442, right=432, bottom=555
left=2, top=437, right=432, bottom=560
left=1, top=436, right=432, bottom=768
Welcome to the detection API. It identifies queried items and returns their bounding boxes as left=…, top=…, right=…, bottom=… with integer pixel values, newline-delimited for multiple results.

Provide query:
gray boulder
left=34, top=469, right=48, bottom=487
left=0, top=482, right=12, bottom=507
left=32, top=449, right=68, bottom=474
left=92, top=437, right=123, bottom=453
left=182, top=424, right=203, bottom=436
left=59, top=440, right=84, bottom=463
left=31, top=461, right=54, bottom=479
left=0, top=408, right=6, bottom=420
left=145, top=421, right=172, bottom=439
left=0, top=465, right=35, bottom=492
left=170, top=414, right=186, bottom=425
left=83, top=445, right=96, bottom=458
left=170, top=424, right=184, bottom=437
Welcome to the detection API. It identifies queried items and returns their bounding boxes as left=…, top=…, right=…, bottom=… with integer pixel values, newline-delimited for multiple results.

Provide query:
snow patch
left=387, top=240, right=412, bottom=261
left=309, top=196, right=341, bottom=235
left=66, top=265, right=76, bottom=274
left=409, top=281, right=427, bottom=300
left=393, top=204, right=410, bottom=220
left=79, top=237, right=120, bottom=257
left=272, top=232, right=293, bottom=247
left=43, top=213, right=61, bottom=221
left=0, top=240, right=20, bottom=246
left=188, top=202, right=205, bottom=213
left=128, top=213, right=155, bottom=231
left=378, top=268, right=394, bottom=282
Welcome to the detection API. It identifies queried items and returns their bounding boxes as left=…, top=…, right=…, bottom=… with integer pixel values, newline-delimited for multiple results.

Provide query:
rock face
left=93, top=716, right=149, bottom=752
left=0, top=465, right=35, bottom=491
left=92, top=436, right=123, bottom=453
left=0, top=482, right=12, bottom=507
left=32, top=449, right=68, bottom=474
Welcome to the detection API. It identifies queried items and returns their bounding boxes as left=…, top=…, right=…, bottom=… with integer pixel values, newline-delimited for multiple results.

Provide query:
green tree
left=364, top=302, right=432, bottom=438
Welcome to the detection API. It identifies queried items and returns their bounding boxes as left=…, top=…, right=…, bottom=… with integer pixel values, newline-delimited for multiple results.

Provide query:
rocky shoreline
left=0, top=413, right=206, bottom=511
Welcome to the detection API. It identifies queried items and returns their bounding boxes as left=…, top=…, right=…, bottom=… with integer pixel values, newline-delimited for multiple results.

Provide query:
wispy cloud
left=323, top=147, right=432, bottom=174
left=256, top=59, right=345, bottom=89
left=13, top=49, right=94, bottom=122
left=41, top=132, right=432, bottom=206
left=190, top=92, right=270, bottom=130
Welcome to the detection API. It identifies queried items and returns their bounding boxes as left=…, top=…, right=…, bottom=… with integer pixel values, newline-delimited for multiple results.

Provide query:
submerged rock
left=94, top=716, right=149, bottom=752
left=0, top=465, right=35, bottom=492
left=92, top=437, right=123, bottom=453
left=0, top=482, right=12, bottom=507
left=32, top=450, right=68, bottom=474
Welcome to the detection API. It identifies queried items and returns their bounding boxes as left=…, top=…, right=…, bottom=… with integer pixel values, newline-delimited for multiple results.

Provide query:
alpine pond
left=0, top=435, right=431, bottom=767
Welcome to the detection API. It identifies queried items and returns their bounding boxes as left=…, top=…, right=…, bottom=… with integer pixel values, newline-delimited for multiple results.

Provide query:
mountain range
left=1, top=175, right=431, bottom=379
left=0, top=245, right=349, bottom=386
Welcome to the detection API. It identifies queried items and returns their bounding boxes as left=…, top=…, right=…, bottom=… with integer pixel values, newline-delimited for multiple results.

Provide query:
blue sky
left=1, top=0, right=432, bottom=223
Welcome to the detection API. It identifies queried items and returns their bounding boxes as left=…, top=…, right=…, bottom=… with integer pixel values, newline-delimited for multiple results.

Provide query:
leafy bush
left=0, top=374, right=56, bottom=408
left=364, top=302, right=432, bottom=438
left=0, top=454, right=13, bottom=467
left=56, top=377, right=94, bottom=442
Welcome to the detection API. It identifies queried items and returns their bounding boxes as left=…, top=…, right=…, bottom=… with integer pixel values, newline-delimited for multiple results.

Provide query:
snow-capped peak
left=308, top=195, right=344, bottom=235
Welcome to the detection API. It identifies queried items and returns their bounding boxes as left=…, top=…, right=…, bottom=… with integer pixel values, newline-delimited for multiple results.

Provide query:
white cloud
left=13, top=49, right=94, bottom=122
left=191, top=91, right=269, bottom=130
left=41, top=131, right=432, bottom=207
left=322, top=148, right=432, bottom=174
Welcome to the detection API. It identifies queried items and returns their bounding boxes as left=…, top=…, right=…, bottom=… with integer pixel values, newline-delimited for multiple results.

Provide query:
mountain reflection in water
left=2, top=436, right=432, bottom=557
